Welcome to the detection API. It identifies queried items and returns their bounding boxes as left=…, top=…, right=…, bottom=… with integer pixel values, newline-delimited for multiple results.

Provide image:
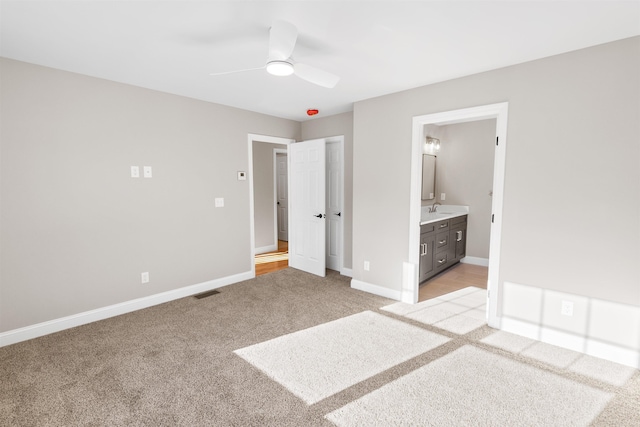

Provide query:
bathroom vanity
left=419, top=207, right=468, bottom=283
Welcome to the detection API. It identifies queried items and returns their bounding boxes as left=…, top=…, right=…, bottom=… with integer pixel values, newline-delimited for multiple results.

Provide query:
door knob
left=314, top=214, right=324, bottom=218
left=334, top=212, right=341, bottom=216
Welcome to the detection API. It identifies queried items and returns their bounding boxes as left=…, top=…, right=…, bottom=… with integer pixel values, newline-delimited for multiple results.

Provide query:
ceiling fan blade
left=294, top=63, right=340, bottom=88
left=209, top=65, right=265, bottom=77
left=268, top=20, right=298, bottom=61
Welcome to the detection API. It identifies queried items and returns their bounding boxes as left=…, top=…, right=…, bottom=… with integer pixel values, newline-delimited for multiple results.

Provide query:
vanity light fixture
left=426, top=136, right=441, bottom=153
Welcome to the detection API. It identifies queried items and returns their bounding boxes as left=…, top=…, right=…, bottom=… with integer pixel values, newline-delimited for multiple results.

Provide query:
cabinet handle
left=420, top=243, right=428, bottom=256
left=439, top=223, right=447, bottom=228
left=456, top=231, right=462, bottom=242
left=437, top=258, right=446, bottom=265
left=439, top=239, right=446, bottom=244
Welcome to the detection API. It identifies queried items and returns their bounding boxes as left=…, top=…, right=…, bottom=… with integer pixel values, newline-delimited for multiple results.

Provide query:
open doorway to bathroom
left=417, top=118, right=496, bottom=301
left=408, top=103, right=508, bottom=329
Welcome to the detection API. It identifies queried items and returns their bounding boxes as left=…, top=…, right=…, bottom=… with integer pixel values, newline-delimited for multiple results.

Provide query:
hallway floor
left=255, top=240, right=288, bottom=276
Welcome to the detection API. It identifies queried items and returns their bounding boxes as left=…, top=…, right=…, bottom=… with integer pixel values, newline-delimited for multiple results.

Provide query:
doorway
left=408, top=103, right=509, bottom=329
left=248, top=134, right=345, bottom=278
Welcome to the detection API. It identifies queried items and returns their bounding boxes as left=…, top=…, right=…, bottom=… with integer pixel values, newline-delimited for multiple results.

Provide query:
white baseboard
left=0, top=270, right=254, bottom=348
left=340, top=267, right=353, bottom=277
left=461, top=256, right=489, bottom=267
left=500, top=317, right=640, bottom=369
left=255, top=244, right=277, bottom=255
left=350, top=279, right=401, bottom=301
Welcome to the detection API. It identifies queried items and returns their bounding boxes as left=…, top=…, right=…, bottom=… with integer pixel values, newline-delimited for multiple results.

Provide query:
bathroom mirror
left=422, top=154, right=436, bottom=200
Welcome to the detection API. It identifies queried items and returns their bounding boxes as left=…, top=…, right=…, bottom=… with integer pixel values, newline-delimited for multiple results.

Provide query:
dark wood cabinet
left=419, top=215, right=467, bottom=284
left=419, top=230, right=435, bottom=282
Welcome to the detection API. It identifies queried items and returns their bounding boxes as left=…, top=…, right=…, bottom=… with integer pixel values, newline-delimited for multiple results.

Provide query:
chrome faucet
left=429, top=202, right=441, bottom=213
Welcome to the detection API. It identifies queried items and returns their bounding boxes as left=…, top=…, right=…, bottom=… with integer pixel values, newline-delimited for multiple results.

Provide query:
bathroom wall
left=424, top=120, right=496, bottom=260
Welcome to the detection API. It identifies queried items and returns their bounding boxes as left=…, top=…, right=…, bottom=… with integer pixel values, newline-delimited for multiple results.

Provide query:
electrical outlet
left=441, top=193, right=446, bottom=201
left=143, top=166, right=152, bottom=178
left=131, top=166, right=140, bottom=178
left=141, top=272, right=149, bottom=284
left=215, top=197, right=224, bottom=207
left=561, top=300, right=574, bottom=317
left=364, top=261, right=370, bottom=271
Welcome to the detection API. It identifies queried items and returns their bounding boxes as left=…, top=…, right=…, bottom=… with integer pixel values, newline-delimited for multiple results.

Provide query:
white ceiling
left=1, top=1, right=639, bottom=121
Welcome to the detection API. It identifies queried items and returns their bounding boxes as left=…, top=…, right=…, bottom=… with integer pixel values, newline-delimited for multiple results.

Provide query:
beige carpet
left=326, top=345, right=613, bottom=426
left=1, top=269, right=638, bottom=426
left=235, top=310, right=450, bottom=404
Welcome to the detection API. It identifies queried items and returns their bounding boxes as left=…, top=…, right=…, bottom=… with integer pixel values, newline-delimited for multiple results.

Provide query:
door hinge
left=496, top=136, right=499, bottom=146
left=491, top=214, right=494, bottom=223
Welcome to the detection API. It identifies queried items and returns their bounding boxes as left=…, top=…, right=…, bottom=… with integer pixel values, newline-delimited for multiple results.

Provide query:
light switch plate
left=441, top=193, right=446, bottom=201
left=143, top=166, right=152, bottom=178
left=131, top=166, right=140, bottom=178
left=215, top=197, right=224, bottom=207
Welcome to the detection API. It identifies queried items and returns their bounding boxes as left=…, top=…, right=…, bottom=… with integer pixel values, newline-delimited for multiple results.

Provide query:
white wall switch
left=143, top=166, right=152, bottom=178
left=441, top=193, right=446, bottom=201
left=364, top=261, right=370, bottom=271
left=131, top=166, right=140, bottom=178
left=561, top=300, right=574, bottom=317
left=237, top=171, right=247, bottom=181
left=215, top=197, right=224, bottom=207
left=141, top=272, right=149, bottom=284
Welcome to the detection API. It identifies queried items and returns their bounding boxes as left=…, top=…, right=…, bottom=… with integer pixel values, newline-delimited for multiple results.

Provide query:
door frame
left=247, top=133, right=345, bottom=278
left=273, top=148, right=288, bottom=244
left=407, top=103, right=508, bottom=329
left=248, top=134, right=295, bottom=277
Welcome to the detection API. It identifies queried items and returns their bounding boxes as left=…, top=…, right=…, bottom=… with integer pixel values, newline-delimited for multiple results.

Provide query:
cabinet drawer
left=421, top=224, right=435, bottom=234
left=435, top=219, right=449, bottom=232
left=451, top=215, right=467, bottom=226
left=434, top=252, right=448, bottom=269
left=435, top=231, right=449, bottom=251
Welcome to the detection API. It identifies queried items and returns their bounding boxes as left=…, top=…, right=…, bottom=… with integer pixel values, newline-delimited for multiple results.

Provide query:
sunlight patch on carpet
left=234, top=311, right=450, bottom=404
left=382, top=287, right=487, bottom=334
left=326, top=345, right=613, bottom=427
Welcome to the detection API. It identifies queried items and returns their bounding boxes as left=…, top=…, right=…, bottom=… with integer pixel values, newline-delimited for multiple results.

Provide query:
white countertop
left=420, top=205, right=469, bottom=225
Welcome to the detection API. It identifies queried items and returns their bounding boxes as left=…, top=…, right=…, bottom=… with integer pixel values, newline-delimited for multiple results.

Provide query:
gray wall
left=425, top=120, right=495, bottom=259
left=252, top=142, right=287, bottom=251
left=353, top=37, right=640, bottom=308
left=301, top=112, right=354, bottom=270
left=0, top=58, right=300, bottom=332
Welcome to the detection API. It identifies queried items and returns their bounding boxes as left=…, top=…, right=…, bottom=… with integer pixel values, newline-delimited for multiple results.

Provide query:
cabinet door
left=419, top=232, right=435, bottom=282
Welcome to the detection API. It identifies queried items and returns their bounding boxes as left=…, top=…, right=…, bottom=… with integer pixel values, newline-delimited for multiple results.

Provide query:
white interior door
left=326, top=141, right=342, bottom=271
left=276, top=152, right=288, bottom=241
left=289, top=138, right=326, bottom=277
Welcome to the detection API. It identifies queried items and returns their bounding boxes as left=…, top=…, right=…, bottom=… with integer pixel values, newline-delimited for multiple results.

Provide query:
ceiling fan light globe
left=266, top=61, right=294, bottom=76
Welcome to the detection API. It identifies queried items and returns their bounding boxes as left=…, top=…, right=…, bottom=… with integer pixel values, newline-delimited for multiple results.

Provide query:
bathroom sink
left=420, top=211, right=466, bottom=224
left=420, top=205, right=469, bottom=225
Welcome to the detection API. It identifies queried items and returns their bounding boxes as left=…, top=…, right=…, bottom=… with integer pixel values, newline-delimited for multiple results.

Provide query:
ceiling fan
left=210, top=20, right=340, bottom=89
